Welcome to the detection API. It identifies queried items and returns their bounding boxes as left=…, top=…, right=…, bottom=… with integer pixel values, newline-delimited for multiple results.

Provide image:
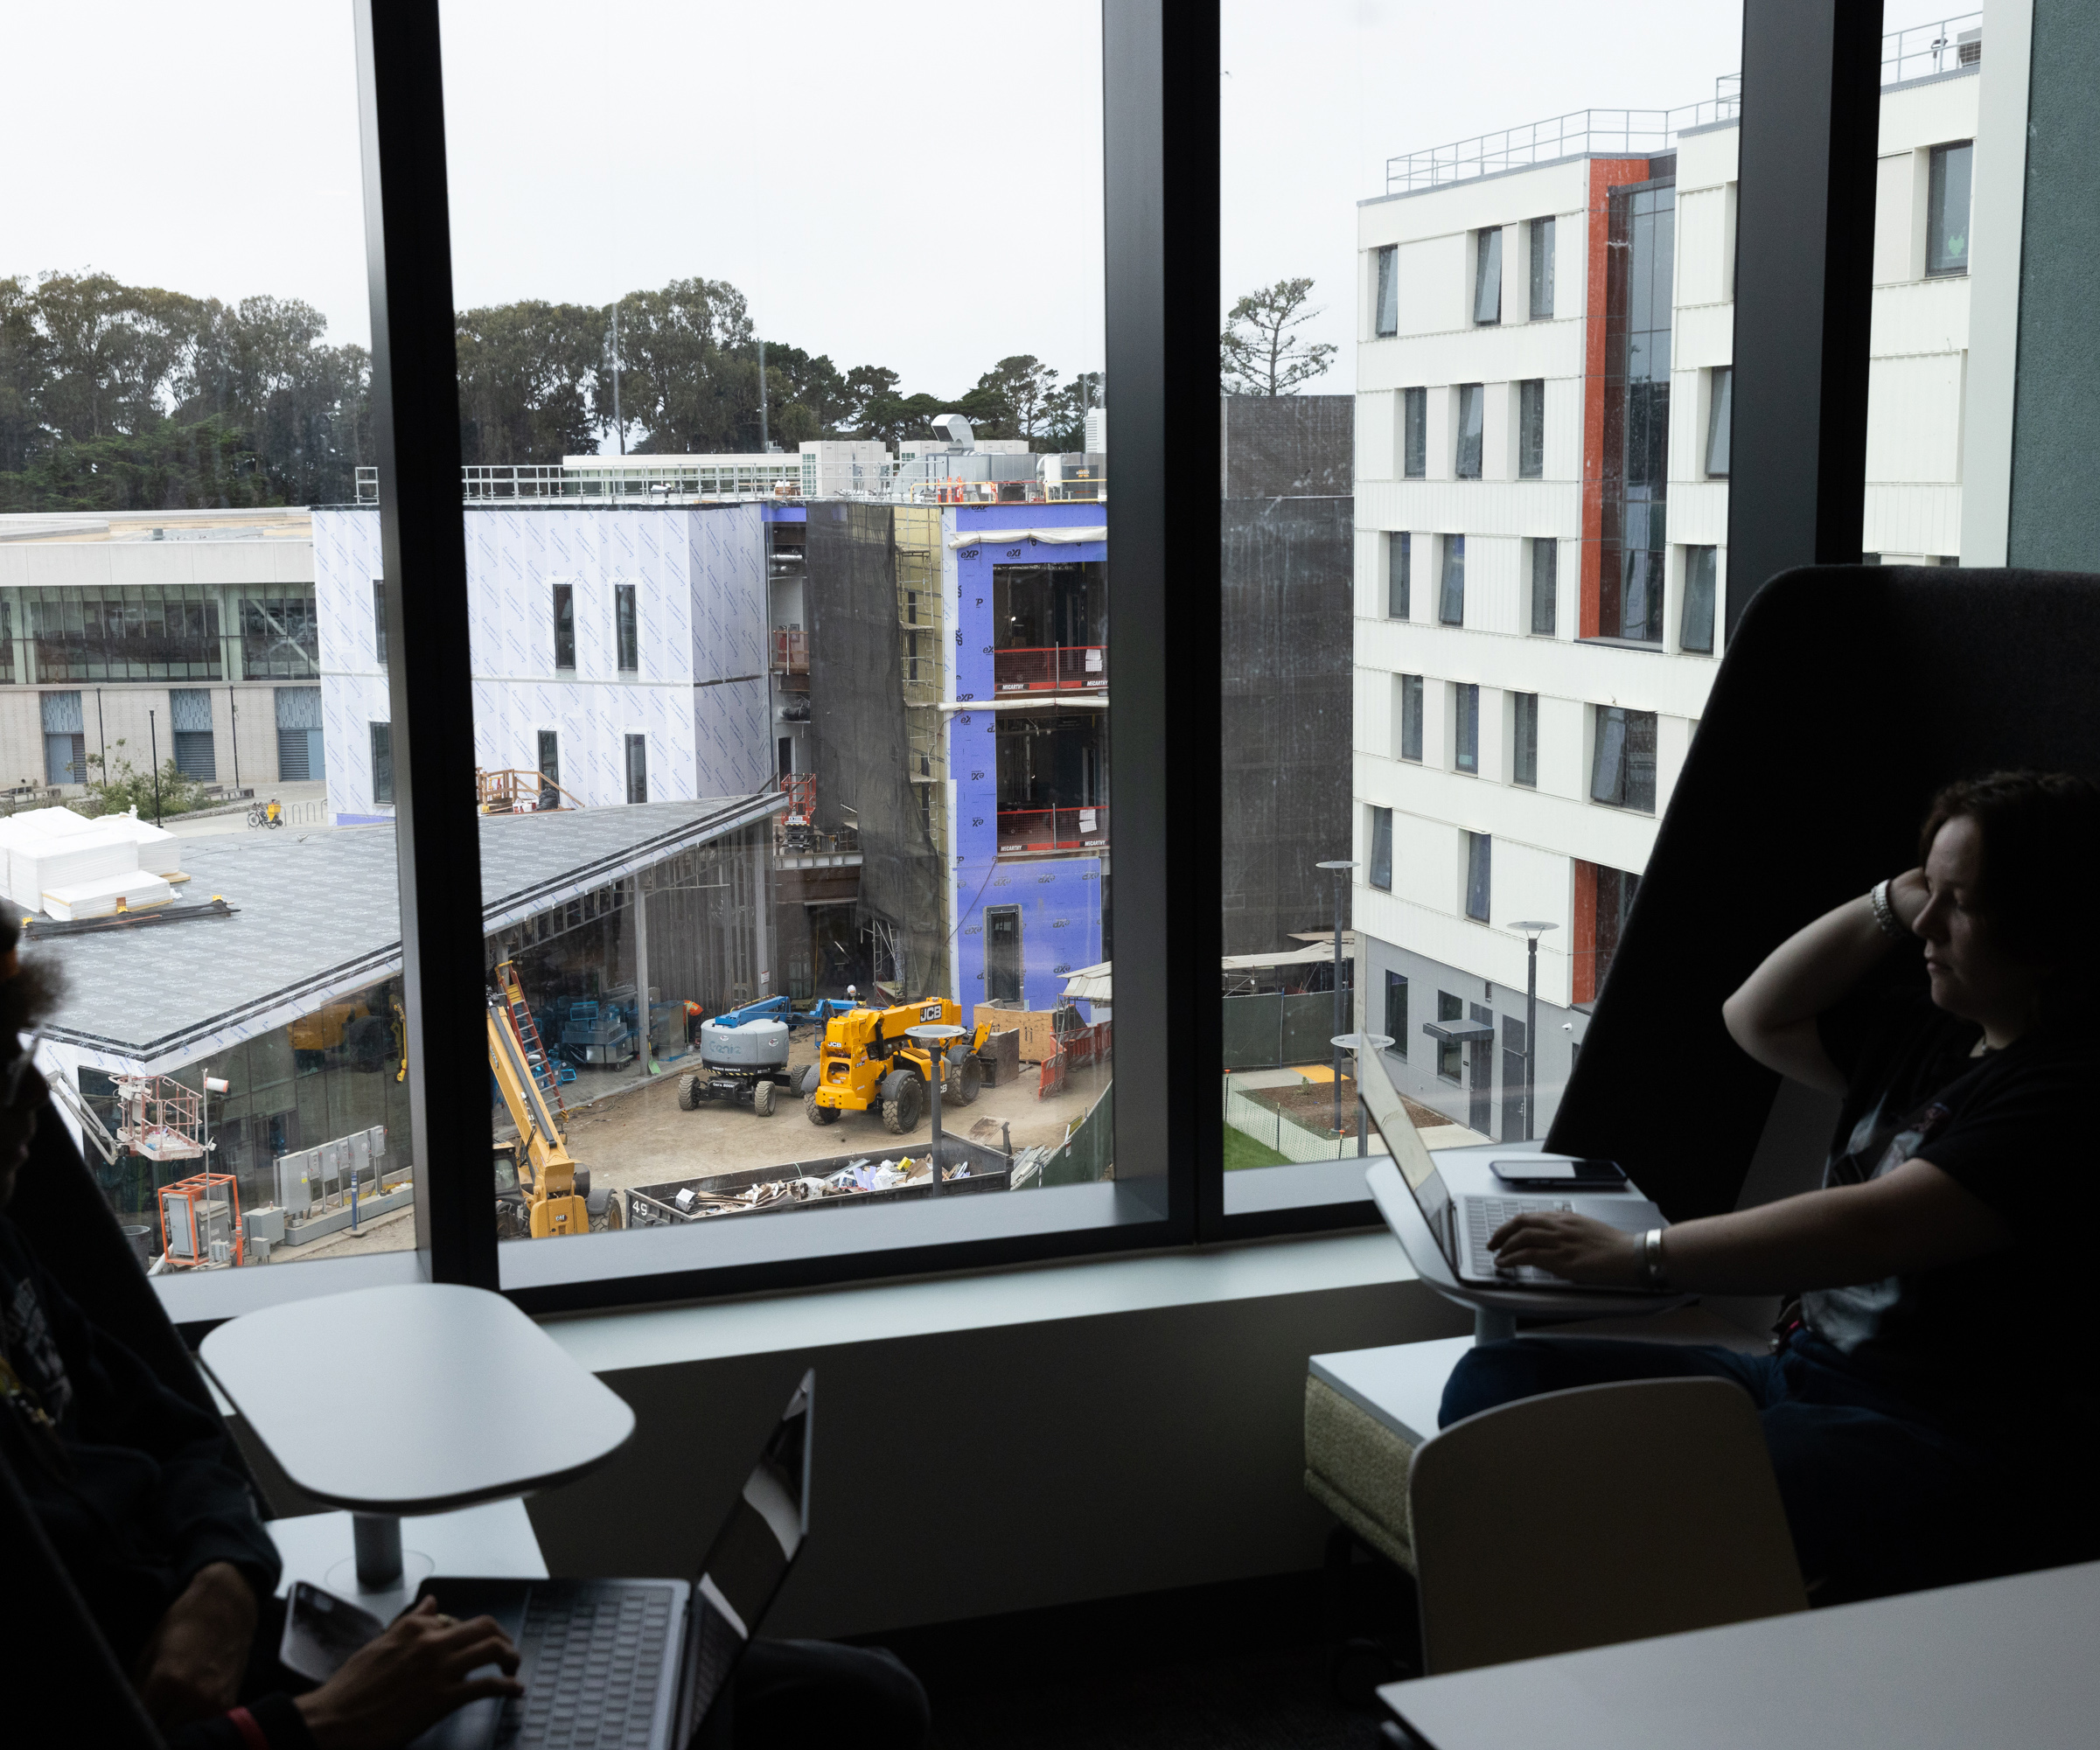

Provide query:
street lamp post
left=1504, top=921, right=1559, bottom=1141
left=1331, top=1033, right=1395, bottom=1157
left=906, top=1022, right=966, bottom=1196
left=1315, top=861, right=1358, bottom=1142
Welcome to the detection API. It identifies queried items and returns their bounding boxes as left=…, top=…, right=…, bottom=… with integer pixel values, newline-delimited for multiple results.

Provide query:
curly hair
left=0, top=954, right=66, bottom=1042
left=1919, top=770, right=2100, bottom=1031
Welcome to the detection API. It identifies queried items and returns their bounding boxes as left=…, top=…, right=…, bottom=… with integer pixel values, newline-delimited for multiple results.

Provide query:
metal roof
left=38, top=793, right=783, bottom=1073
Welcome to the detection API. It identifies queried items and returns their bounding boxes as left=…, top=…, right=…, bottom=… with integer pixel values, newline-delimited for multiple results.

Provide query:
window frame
left=1706, top=365, right=1733, bottom=478
left=157, top=0, right=1894, bottom=1319
left=1528, top=214, right=1555, bottom=318
left=1589, top=705, right=1658, bottom=813
left=1401, top=387, right=1427, bottom=478
left=1373, top=243, right=1399, bottom=337
left=1512, top=692, right=1538, bottom=787
left=1925, top=139, right=1973, bottom=279
left=1517, top=378, right=1545, bottom=478
left=1438, top=534, right=1466, bottom=624
left=614, top=583, right=639, bottom=673
left=1472, top=227, right=1502, bottom=325
left=1387, top=531, right=1410, bottom=619
left=1530, top=538, right=1558, bottom=635
left=1681, top=547, right=1719, bottom=653
left=1455, top=382, right=1484, bottom=478
left=1399, top=673, right=1424, bottom=762
left=1368, top=805, right=1393, bottom=891
left=1453, top=682, right=1480, bottom=775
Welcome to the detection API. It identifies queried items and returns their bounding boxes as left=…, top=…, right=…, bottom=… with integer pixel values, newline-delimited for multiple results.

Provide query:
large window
left=26, top=587, right=222, bottom=682
left=1601, top=180, right=1674, bottom=644
left=1398, top=674, right=1424, bottom=762
left=1590, top=706, right=1658, bottom=812
left=1383, top=972, right=1408, bottom=1060
left=241, top=596, right=319, bottom=680
left=1927, top=141, right=1973, bottom=277
left=1369, top=805, right=1392, bottom=891
left=373, top=580, right=389, bottom=668
left=1387, top=532, right=1411, bottom=618
left=1402, top=387, right=1427, bottom=478
left=1374, top=244, right=1399, bottom=336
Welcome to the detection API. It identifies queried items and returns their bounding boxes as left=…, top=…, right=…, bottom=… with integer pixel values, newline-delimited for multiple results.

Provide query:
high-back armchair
left=1547, top=565, right=2100, bottom=1219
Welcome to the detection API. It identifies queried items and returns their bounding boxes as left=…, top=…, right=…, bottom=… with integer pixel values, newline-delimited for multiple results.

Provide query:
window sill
left=1576, top=637, right=1667, bottom=653
left=536, top=1226, right=1413, bottom=1374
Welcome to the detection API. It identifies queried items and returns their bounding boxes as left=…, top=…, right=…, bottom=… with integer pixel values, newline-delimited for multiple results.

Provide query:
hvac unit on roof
left=1956, top=28, right=1981, bottom=66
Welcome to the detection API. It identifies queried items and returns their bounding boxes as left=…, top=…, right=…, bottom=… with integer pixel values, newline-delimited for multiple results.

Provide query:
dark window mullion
left=352, top=0, right=495, bottom=1290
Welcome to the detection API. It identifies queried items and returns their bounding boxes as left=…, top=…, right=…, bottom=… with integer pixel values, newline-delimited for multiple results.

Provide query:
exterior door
left=1468, top=1000, right=1494, bottom=1136
left=275, top=686, right=323, bottom=782
left=1500, top=1014, right=1528, bottom=1142
left=985, top=905, right=1022, bottom=1003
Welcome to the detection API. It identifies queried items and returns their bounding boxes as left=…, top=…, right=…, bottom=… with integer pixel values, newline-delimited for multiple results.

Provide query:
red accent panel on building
left=1572, top=857, right=1599, bottom=1006
left=1580, top=157, right=1653, bottom=641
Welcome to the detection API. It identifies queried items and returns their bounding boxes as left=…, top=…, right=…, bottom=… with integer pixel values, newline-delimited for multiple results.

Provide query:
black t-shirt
left=1805, top=959, right=2100, bottom=1418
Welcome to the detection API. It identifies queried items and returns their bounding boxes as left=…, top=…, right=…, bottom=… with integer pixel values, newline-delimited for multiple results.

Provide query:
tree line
left=0, top=270, right=1101, bottom=513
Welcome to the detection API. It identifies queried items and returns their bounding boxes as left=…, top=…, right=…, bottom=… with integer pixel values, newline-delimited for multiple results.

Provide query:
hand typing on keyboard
left=1487, top=1206, right=1649, bottom=1286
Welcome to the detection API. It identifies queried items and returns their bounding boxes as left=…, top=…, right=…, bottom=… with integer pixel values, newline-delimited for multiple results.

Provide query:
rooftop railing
left=1384, top=13, right=1980, bottom=195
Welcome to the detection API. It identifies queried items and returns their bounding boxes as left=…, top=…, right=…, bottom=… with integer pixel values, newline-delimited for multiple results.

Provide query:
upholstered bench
left=1305, top=1335, right=1475, bottom=1572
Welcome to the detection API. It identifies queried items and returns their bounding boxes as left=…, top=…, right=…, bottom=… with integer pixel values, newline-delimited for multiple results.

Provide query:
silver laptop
left=1352, top=1043, right=1668, bottom=1292
left=411, top=1370, right=813, bottom=1750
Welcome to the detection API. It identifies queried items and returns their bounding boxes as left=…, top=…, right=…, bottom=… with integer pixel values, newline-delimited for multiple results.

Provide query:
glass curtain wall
left=2, top=5, right=412, bottom=1285
left=429, top=1, right=1118, bottom=1291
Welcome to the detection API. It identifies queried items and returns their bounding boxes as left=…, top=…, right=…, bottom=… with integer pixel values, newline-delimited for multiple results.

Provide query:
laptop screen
left=1351, top=1037, right=1462, bottom=1272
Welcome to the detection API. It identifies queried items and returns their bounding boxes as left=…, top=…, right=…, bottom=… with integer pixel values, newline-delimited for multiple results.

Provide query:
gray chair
left=1407, top=1377, right=1807, bottom=1676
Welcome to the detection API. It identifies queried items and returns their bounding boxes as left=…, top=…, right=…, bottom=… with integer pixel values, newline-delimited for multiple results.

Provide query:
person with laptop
left=0, top=917, right=927, bottom=1750
left=1439, top=770, right=2100, bottom=1600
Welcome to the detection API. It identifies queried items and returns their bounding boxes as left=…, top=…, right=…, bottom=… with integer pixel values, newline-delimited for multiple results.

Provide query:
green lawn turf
left=1222, top=1125, right=1293, bottom=1171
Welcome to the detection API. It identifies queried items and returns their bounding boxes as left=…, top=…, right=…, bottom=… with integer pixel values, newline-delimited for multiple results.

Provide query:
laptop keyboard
left=1466, top=1196, right=1573, bottom=1282
left=497, top=1583, right=678, bottom=1750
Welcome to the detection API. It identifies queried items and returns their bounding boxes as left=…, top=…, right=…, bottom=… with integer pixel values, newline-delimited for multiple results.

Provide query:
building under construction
left=36, top=795, right=780, bottom=1260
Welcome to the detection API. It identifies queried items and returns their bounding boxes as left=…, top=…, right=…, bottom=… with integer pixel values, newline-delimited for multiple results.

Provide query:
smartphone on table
left=1489, top=1157, right=1628, bottom=1190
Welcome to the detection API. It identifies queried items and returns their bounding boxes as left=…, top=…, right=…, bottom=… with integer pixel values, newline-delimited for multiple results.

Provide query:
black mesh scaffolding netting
left=806, top=502, right=949, bottom=997
left=1220, top=493, right=1354, bottom=956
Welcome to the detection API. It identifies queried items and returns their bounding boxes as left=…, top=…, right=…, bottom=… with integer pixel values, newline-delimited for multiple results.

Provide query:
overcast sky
left=3, top=2, right=1771, bottom=417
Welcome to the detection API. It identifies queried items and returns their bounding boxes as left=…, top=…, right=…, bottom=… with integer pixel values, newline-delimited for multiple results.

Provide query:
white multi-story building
left=313, top=505, right=773, bottom=819
left=1352, top=52, right=1979, bottom=1140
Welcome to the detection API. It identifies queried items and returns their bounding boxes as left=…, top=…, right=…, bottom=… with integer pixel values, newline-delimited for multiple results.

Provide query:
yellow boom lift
left=800, top=996, right=993, bottom=1133
left=486, top=961, right=591, bottom=1238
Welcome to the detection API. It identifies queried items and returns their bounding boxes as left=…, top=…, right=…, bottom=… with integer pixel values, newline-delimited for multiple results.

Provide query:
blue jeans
left=1441, top=1332, right=2086, bottom=1600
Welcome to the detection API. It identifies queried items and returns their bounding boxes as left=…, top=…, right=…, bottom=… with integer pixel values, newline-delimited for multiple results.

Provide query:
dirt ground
left=557, top=1035, right=1112, bottom=1195
left=275, top=1036, right=1113, bottom=1262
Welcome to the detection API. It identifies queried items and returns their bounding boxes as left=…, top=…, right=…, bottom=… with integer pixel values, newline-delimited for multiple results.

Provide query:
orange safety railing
left=771, top=629, right=809, bottom=673
left=992, top=645, right=1106, bottom=694
left=996, top=805, right=1109, bottom=856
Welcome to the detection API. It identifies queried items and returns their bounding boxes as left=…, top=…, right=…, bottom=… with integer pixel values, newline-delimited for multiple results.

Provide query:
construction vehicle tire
left=806, top=1091, right=838, bottom=1126
left=598, top=1190, right=625, bottom=1232
left=881, top=1070, right=923, bottom=1135
left=754, top=1079, right=777, bottom=1118
left=800, top=1064, right=821, bottom=1098
left=952, top=1053, right=982, bottom=1105
left=678, top=1074, right=701, bottom=1112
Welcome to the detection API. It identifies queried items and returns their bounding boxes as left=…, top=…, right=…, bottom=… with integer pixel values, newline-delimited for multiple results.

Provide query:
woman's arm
left=1487, top=1157, right=2013, bottom=1291
left=1720, top=867, right=1929, bottom=1093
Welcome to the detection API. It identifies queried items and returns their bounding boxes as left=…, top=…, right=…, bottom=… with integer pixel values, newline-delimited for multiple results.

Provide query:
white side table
left=203, top=1283, right=633, bottom=1614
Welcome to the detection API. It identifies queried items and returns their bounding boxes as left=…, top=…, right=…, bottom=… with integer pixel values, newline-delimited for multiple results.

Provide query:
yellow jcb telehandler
left=800, top=996, right=993, bottom=1134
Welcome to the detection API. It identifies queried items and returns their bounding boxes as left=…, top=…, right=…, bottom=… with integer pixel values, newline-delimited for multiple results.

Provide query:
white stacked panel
left=12, top=821, right=143, bottom=914
left=43, top=872, right=176, bottom=922
left=97, top=815, right=184, bottom=876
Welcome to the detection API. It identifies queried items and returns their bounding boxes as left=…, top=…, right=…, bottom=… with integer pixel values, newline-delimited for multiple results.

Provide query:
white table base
left=269, top=1498, right=548, bottom=1621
